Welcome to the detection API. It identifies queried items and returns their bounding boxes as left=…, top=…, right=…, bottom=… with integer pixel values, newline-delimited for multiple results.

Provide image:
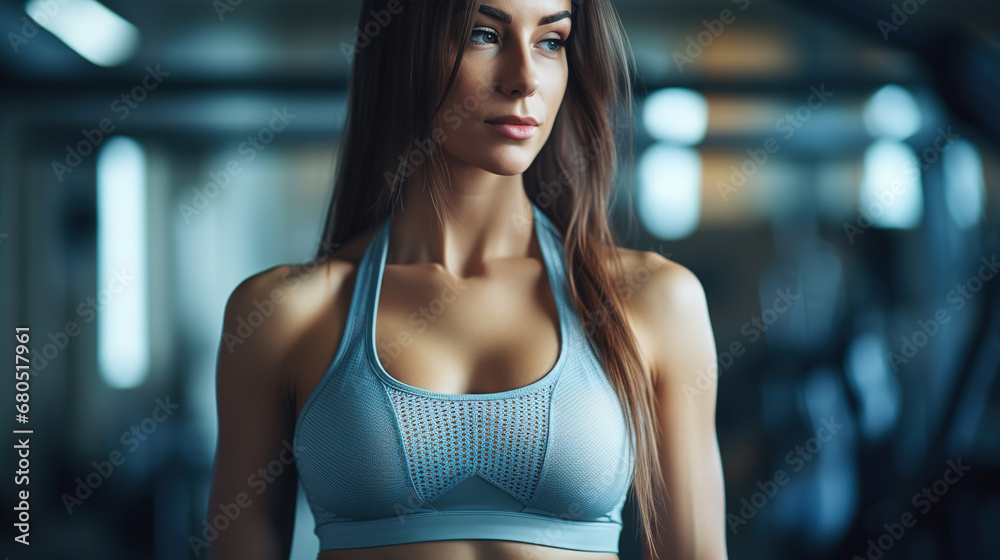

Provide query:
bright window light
left=859, top=140, right=923, bottom=229
left=24, top=0, right=140, bottom=67
left=637, top=144, right=702, bottom=239
left=642, top=88, right=708, bottom=145
left=97, top=136, right=149, bottom=389
left=942, top=139, right=985, bottom=230
left=862, top=84, right=922, bottom=140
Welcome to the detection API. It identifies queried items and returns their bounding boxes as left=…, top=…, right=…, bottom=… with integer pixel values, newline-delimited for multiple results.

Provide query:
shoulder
left=218, top=227, right=379, bottom=385
left=223, top=225, right=379, bottom=326
left=609, top=247, right=706, bottom=309
left=609, top=247, right=713, bottom=388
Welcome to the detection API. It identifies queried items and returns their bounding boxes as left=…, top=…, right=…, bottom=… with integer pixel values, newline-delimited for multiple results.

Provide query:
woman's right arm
left=205, top=269, right=300, bottom=560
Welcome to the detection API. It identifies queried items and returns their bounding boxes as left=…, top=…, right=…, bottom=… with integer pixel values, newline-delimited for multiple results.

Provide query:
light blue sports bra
left=293, top=201, right=635, bottom=553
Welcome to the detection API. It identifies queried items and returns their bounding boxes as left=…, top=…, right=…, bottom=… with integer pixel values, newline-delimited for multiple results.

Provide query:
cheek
left=542, top=67, right=569, bottom=133
left=433, top=69, right=493, bottom=134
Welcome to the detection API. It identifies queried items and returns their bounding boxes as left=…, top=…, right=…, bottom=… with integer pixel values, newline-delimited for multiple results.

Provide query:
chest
left=293, top=320, right=634, bottom=521
left=371, top=262, right=562, bottom=395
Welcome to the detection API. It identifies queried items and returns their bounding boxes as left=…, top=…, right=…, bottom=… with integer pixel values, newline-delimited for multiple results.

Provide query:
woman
left=206, top=0, right=728, bottom=559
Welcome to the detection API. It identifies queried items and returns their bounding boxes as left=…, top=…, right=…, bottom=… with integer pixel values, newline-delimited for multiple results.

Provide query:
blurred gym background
left=1, top=0, right=998, bottom=558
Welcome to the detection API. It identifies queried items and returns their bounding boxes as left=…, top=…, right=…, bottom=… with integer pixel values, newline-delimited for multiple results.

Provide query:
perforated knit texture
left=386, top=383, right=553, bottom=504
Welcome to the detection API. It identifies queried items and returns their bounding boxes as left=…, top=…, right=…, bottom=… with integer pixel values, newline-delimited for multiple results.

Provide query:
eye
left=540, top=37, right=566, bottom=52
left=470, top=26, right=500, bottom=46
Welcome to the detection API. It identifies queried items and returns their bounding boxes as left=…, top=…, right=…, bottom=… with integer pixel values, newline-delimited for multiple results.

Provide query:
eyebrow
left=477, top=4, right=572, bottom=26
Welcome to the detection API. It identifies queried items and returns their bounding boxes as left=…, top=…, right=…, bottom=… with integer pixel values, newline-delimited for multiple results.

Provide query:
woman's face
left=432, top=0, right=572, bottom=177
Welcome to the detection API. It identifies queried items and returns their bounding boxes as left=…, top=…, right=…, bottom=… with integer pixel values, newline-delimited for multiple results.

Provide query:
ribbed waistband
left=316, top=511, right=622, bottom=553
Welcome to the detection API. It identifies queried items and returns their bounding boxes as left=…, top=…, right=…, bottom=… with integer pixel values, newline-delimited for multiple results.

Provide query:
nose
left=497, top=38, right=540, bottom=98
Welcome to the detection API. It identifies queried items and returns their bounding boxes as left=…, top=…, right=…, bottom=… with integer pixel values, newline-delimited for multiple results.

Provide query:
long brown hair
left=315, top=0, right=665, bottom=557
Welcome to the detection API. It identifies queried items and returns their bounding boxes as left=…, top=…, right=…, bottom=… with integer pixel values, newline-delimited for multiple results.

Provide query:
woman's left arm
left=630, top=254, right=729, bottom=560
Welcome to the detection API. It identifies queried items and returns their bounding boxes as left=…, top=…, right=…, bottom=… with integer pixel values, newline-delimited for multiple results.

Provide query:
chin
left=476, top=160, right=534, bottom=176
left=468, top=150, right=540, bottom=176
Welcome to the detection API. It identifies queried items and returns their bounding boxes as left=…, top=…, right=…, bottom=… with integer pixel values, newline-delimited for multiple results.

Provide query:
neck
left=387, top=156, right=537, bottom=279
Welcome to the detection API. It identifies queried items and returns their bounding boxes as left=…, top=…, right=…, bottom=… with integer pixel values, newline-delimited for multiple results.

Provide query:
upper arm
left=206, top=268, right=301, bottom=560
left=630, top=254, right=728, bottom=560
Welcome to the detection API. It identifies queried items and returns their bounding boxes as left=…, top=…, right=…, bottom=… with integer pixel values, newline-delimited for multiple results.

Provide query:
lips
left=484, top=115, right=540, bottom=126
left=484, top=114, right=541, bottom=140
left=486, top=121, right=538, bottom=140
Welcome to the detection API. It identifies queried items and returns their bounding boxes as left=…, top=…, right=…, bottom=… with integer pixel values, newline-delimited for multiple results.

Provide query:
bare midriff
left=316, top=540, right=621, bottom=560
